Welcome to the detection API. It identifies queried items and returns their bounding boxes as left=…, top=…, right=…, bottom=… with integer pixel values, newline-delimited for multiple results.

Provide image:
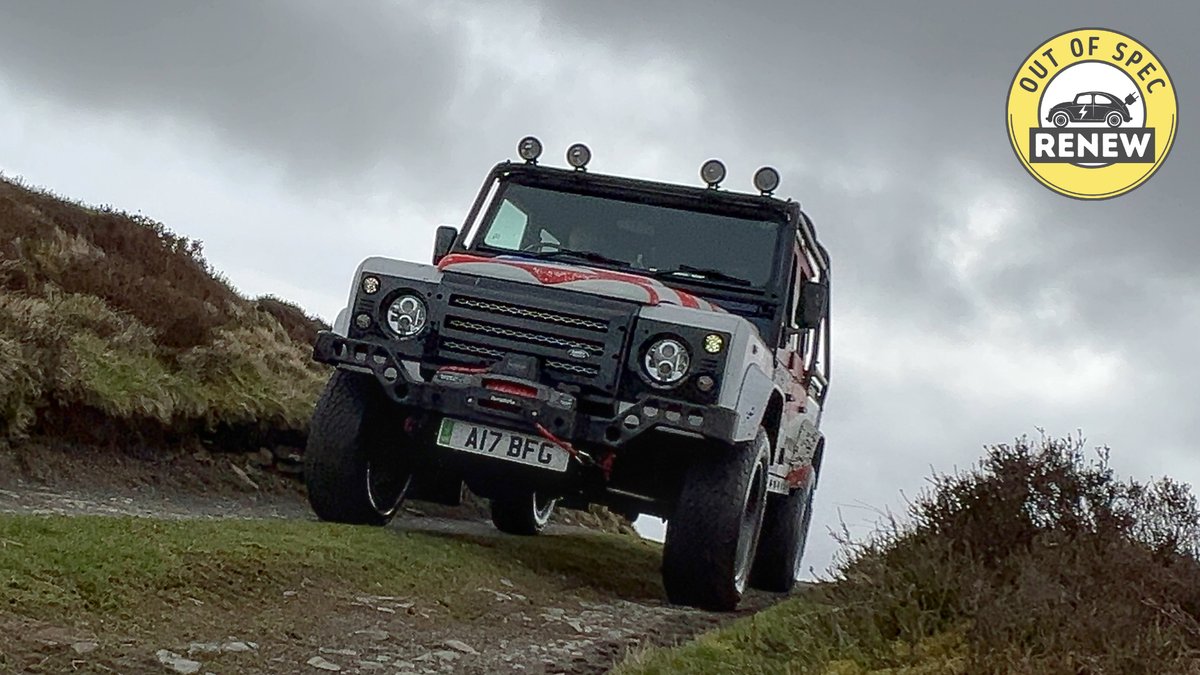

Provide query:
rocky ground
left=0, top=443, right=800, bottom=674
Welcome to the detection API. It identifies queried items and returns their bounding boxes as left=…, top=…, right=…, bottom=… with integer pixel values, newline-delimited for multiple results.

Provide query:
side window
left=1094, top=93, right=1112, bottom=105
left=1074, top=93, right=1094, bottom=105
left=483, top=200, right=529, bottom=250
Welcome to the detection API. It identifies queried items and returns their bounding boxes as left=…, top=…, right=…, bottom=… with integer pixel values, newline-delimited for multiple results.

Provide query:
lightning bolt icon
left=1080, top=105, right=1088, bottom=118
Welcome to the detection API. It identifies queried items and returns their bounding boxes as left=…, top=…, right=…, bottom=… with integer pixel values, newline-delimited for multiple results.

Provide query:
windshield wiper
left=651, top=264, right=753, bottom=286
left=522, top=247, right=631, bottom=267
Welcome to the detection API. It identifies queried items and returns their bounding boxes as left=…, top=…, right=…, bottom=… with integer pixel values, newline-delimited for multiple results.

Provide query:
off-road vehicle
left=305, top=138, right=831, bottom=611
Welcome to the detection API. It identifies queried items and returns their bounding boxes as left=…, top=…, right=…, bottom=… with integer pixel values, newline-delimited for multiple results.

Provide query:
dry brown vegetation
left=624, top=435, right=1200, bottom=674
left=0, top=174, right=327, bottom=445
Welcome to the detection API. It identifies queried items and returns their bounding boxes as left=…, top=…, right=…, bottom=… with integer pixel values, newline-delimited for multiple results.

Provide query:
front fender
left=731, top=363, right=779, bottom=443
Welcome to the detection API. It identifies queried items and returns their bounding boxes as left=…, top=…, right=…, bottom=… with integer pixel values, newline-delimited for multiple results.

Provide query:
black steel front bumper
left=312, top=331, right=739, bottom=449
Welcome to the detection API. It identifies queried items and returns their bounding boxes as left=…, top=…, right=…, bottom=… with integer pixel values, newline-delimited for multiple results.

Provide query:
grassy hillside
left=621, top=436, right=1200, bottom=674
left=0, top=175, right=327, bottom=443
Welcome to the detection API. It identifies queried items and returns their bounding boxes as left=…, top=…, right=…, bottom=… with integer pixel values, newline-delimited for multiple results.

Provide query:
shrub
left=822, top=435, right=1200, bottom=674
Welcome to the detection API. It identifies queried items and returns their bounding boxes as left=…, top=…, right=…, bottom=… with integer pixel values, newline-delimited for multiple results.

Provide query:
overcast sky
left=1, top=0, right=1197, bottom=575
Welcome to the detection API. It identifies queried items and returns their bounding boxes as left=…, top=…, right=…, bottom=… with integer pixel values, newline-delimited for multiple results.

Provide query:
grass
left=0, top=515, right=664, bottom=634
left=0, top=514, right=661, bottom=673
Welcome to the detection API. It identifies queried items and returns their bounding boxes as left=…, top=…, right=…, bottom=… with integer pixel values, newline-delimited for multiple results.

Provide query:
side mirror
left=796, top=282, right=828, bottom=329
left=432, top=226, right=458, bottom=264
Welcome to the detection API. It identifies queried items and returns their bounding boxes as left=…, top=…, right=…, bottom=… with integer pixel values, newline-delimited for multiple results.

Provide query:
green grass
left=616, top=596, right=969, bottom=675
left=0, top=515, right=663, bottom=632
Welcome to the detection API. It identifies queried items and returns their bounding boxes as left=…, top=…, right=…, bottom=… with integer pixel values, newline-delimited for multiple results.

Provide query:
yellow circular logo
left=1007, top=28, right=1177, bottom=200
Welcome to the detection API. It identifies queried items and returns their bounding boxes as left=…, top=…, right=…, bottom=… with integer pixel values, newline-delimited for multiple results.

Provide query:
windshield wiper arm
left=652, top=264, right=753, bottom=286
left=524, top=247, right=631, bottom=267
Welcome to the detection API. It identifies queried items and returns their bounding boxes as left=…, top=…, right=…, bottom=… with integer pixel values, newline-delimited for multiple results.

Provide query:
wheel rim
left=365, top=453, right=411, bottom=517
left=1107, top=113, right=1122, bottom=127
left=532, top=492, right=556, bottom=527
left=733, top=460, right=768, bottom=593
left=1054, top=112, right=1069, bottom=127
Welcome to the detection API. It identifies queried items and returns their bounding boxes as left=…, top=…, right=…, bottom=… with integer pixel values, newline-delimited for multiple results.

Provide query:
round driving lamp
left=703, top=333, right=725, bottom=354
left=753, top=166, right=781, bottom=194
left=566, top=143, right=592, bottom=170
left=517, top=136, right=543, bottom=163
left=700, top=159, right=726, bottom=187
left=361, top=276, right=381, bottom=294
left=643, top=337, right=691, bottom=386
left=385, top=294, right=428, bottom=339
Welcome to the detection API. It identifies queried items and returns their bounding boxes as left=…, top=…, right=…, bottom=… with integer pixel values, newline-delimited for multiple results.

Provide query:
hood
left=437, top=253, right=724, bottom=312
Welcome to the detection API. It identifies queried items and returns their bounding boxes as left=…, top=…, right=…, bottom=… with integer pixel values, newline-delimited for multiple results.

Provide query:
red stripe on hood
left=438, top=253, right=713, bottom=309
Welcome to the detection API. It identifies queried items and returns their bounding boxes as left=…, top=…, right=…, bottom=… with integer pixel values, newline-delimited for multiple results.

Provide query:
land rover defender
left=305, top=138, right=831, bottom=611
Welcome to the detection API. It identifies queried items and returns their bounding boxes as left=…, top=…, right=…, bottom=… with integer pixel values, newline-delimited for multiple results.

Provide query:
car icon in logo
left=1046, top=91, right=1137, bottom=128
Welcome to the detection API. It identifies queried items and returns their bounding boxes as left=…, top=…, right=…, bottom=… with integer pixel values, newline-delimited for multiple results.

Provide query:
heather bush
left=0, top=175, right=327, bottom=443
left=623, top=436, right=1200, bottom=674
left=821, top=435, right=1200, bottom=674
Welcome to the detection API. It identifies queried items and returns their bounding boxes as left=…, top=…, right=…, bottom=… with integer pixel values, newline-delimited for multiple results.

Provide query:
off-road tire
left=490, top=492, right=557, bottom=535
left=305, top=370, right=412, bottom=526
left=662, top=428, right=771, bottom=611
left=750, top=469, right=816, bottom=593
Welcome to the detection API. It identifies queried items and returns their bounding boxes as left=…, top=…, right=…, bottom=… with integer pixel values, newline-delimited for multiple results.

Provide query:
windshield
left=473, top=182, right=783, bottom=288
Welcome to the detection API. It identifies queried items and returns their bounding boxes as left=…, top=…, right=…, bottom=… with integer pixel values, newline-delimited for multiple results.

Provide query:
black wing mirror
left=432, top=226, right=458, bottom=264
left=796, top=282, right=828, bottom=329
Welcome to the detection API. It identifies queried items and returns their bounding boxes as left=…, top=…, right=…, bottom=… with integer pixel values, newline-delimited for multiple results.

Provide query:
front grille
left=444, top=317, right=605, bottom=355
left=434, top=284, right=632, bottom=394
left=449, top=296, right=609, bottom=332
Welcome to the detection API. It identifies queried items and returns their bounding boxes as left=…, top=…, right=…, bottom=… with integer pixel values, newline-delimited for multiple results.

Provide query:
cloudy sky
left=1, top=1, right=1197, bottom=574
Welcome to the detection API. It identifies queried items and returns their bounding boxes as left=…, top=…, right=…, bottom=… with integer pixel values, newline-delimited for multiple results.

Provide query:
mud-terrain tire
left=750, top=468, right=816, bottom=593
left=490, top=492, right=557, bottom=535
left=662, top=428, right=770, bottom=611
left=305, top=370, right=412, bottom=526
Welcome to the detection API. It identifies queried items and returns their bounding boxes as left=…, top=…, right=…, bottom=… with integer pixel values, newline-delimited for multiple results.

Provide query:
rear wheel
left=662, top=428, right=770, bottom=611
left=1106, top=111, right=1123, bottom=127
left=750, top=467, right=816, bottom=592
left=491, top=491, right=557, bottom=535
left=305, top=370, right=413, bottom=526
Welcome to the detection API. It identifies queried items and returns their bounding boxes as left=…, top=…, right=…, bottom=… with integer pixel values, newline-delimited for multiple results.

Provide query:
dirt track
left=0, top=443, right=796, bottom=674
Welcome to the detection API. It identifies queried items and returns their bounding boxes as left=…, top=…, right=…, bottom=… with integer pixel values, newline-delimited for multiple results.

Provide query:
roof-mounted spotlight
left=566, top=143, right=592, bottom=171
left=753, top=166, right=781, bottom=196
left=700, top=159, right=726, bottom=188
left=517, top=136, right=543, bottom=164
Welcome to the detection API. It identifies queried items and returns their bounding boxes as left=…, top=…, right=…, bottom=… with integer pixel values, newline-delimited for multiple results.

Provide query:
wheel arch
left=761, top=391, right=785, bottom=462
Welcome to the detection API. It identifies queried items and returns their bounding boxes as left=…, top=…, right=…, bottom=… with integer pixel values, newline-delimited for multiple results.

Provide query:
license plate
left=436, top=419, right=571, bottom=472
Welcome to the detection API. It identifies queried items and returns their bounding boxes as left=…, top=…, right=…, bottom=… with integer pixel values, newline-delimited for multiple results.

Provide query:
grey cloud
left=0, top=0, right=465, bottom=187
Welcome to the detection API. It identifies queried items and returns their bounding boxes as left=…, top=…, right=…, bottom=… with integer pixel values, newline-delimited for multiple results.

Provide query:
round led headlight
left=644, top=337, right=691, bottom=386
left=385, top=294, right=427, bottom=338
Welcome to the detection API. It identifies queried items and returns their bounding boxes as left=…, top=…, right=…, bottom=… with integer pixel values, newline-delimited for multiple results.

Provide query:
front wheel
left=305, top=370, right=413, bottom=526
left=491, top=491, right=557, bottom=535
left=750, top=467, right=816, bottom=593
left=1052, top=111, right=1070, bottom=128
left=662, top=428, right=770, bottom=611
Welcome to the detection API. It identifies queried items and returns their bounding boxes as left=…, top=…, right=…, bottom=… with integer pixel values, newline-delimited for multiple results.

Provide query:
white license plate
left=436, top=419, right=571, bottom=472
